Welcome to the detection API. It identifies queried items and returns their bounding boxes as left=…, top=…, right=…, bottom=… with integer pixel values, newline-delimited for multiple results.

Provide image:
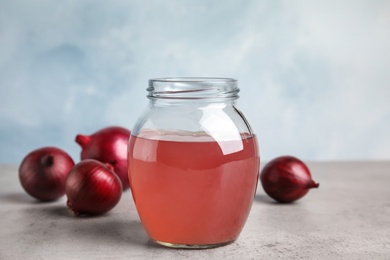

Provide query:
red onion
left=260, top=156, right=319, bottom=203
left=75, top=126, right=130, bottom=190
left=19, top=147, right=75, bottom=201
left=65, top=159, right=122, bottom=216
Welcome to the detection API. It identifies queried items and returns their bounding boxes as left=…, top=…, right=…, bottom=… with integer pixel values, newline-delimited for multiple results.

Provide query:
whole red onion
left=260, top=156, right=319, bottom=203
left=19, top=147, right=75, bottom=201
left=75, top=126, right=130, bottom=190
left=65, top=159, right=122, bottom=216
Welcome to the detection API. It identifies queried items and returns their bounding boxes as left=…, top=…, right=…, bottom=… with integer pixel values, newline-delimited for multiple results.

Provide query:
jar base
left=153, top=239, right=235, bottom=249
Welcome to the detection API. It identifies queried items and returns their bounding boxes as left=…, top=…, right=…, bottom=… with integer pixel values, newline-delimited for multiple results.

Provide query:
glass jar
left=128, top=78, right=260, bottom=248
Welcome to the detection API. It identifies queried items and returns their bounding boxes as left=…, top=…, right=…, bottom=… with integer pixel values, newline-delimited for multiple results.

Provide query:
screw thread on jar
left=147, top=78, right=239, bottom=100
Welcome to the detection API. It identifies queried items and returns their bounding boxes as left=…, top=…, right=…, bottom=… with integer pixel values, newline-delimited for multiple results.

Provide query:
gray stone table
left=1, top=162, right=389, bottom=259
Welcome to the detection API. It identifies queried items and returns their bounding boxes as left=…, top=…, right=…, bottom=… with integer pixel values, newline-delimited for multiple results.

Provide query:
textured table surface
left=1, top=162, right=389, bottom=259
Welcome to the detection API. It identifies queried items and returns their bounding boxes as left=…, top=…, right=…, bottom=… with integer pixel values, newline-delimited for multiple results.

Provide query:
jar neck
left=149, top=98, right=237, bottom=107
left=147, top=77, right=239, bottom=101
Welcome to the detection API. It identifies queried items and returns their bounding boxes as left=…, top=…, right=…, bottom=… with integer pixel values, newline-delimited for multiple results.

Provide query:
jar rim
left=147, top=77, right=239, bottom=100
left=150, top=77, right=237, bottom=84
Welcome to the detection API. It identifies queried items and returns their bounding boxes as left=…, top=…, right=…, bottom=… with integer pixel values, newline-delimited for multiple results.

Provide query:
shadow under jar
left=128, top=78, right=260, bottom=249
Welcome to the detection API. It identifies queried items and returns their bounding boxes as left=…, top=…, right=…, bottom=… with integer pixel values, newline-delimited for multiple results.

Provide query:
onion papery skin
left=65, top=159, right=122, bottom=216
left=75, top=126, right=130, bottom=190
left=19, top=147, right=75, bottom=201
left=260, top=156, right=319, bottom=203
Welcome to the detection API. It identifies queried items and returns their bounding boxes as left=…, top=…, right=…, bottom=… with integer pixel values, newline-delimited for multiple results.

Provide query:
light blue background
left=1, top=0, right=389, bottom=163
